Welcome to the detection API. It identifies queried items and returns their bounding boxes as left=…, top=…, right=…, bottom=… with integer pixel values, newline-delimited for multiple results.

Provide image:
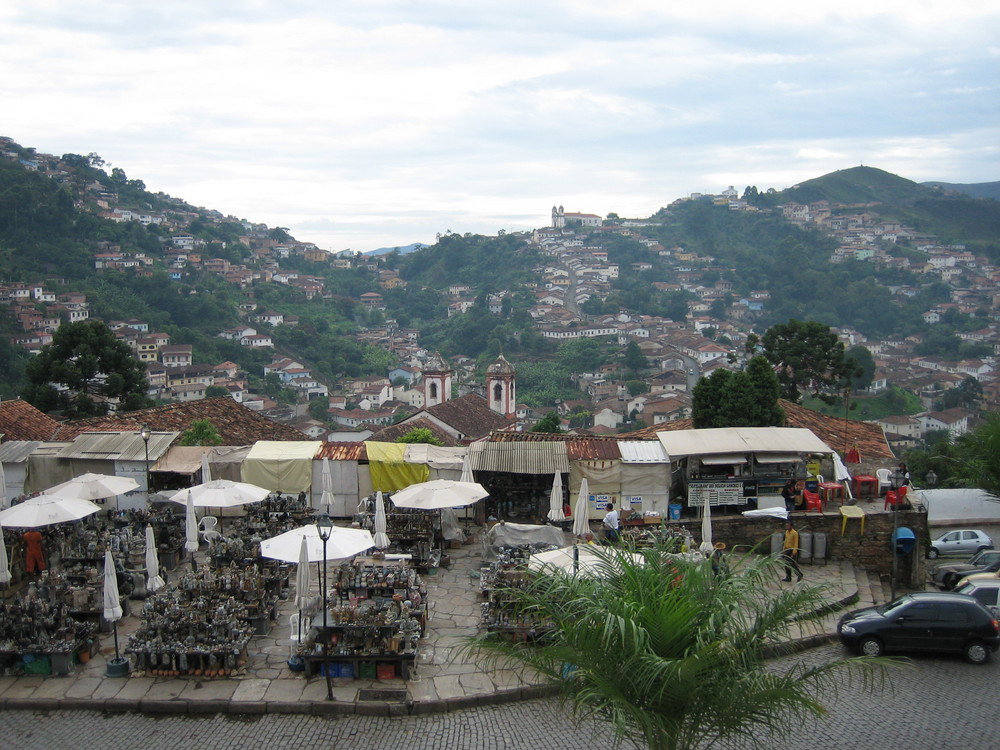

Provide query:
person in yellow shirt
left=781, top=521, right=803, bottom=582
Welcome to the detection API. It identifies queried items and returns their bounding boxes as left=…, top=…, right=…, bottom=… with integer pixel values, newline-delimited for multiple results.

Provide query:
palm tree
left=468, top=543, right=892, bottom=750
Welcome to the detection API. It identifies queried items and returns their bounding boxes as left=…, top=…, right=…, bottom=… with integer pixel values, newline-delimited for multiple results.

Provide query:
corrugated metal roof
left=315, top=442, right=367, bottom=461
left=618, top=440, right=669, bottom=463
left=56, top=431, right=179, bottom=461
left=0, top=440, right=42, bottom=463
left=565, top=438, right=621, bottom=461
left=469, top=441, right=569, bottom=474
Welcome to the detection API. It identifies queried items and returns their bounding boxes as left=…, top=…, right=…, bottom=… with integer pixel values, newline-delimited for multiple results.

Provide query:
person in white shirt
left=602, top=502, right=620, bottom=544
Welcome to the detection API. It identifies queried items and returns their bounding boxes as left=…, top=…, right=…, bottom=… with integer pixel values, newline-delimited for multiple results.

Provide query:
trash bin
left=668, top=504, right=682, bottom=521
left=798, top=531, right=813, bottom=564
left=813, top=532, right=828, bottom=565
left=892, top=527, right=916, bottom=556
left=771, top=532, right=783, bottom=556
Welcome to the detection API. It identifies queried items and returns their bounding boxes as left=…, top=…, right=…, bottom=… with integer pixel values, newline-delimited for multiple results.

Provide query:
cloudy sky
left=2, top=1, right=998, bottom=252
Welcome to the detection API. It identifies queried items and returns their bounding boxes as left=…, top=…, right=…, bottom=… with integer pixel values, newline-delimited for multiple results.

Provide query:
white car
left=928, top=529, right=994, bottom=559
left=954, top=579, right=1000, bottom=617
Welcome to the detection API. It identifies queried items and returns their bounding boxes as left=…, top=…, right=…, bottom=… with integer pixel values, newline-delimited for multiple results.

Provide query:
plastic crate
left=335, top=662, right=354, bottom=679
left=22, top=655, right=51, bottom=675
left=376, top=663, right=396, bottom=680
left=359, top=661, right=377, bottom=679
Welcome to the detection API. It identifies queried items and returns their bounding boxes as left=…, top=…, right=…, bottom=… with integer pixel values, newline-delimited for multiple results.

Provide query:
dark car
left=942, top=557, right=1000, bottom=590
left=837, top=591, right=1000, bottom=664
left=932, top=549, right=1000, bottom=589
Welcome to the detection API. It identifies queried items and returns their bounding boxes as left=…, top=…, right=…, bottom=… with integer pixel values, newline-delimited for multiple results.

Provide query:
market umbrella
left=103, top=548, right=129, bottom=676
left=833, top=451, right=855, bottom=502
left=260, top=524, right=375, bottom=563
left=321, top=458, right=334, bottom=514
left=201, top=452, right=212, bottom=483
left=144, top=524, right=166, bottom=594
left=168, top=479, right=270, bottom=508
left=528, top=544, right=644, bottom=578
left=460, top=454, right=474, bottom=484
left=373, top=490, right=390, bottom=549
left=184, top=490, right=199, bottom=571
left=0, top=521, right=11, bottom=585
left=699, top=494, right=714, bottom=554
left=295, top=535, right=312, bottom=610
left=546, top=472, right=564, bottom=523
left=0, top=492, right=102, bottom=528
left=0, top=462, right=8, bottom=510
left=390, top=479, right=488, bottom=510
left=572, top=478, right=591, bottom=538
left=47, top=472, right=140, bottom=503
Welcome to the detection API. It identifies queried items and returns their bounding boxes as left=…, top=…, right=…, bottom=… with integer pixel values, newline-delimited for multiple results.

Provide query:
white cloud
left=2, top=1, right=997, bottom=251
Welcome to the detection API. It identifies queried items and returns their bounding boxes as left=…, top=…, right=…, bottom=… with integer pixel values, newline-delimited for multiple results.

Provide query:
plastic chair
left=815, top=475, right=824, bottom=484
left=289, top=613, right=312, bottom=656
left=199, top=516, right=221, bottom=543
left=804, top=490, right=823, bottom=512
left=883, top=490, right=898, bottom=511
left=896, top=486, right=908, bottom=506
left=876, top=469, right=893, bottom=495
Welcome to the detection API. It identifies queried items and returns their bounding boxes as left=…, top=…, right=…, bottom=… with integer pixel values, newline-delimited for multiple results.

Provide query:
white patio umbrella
left=103, top=548, right=126, bottom=670
left=0, top=462, right=8, bottom=510
left=572, top=478, right=591, bottom=538
left=144, top=524, right=166, bottom=594
left=201, top=452, right=212, bottom=483
left=373, top=490, right=390, bottom=549
left=168, top=479, right=270, bottom=508
left=0, top=492, right=102, bottom=528
left=528, top=544, right=645, bottom=578
left=260, top=524, right=375, bottom=563
left=184, top=490, right=199, bottom=554
left=699, top=494, right=714, bottom=554
left=47, top=472, right=140, bottom=502
left=546, top=472, right=564, bottom=523
left=321, top=457, right=334, bottom=514
left=295, top=535, right=312, bottom=610
left=0, top=521, right=11, bottom=585
left=390, top=479, right=489, bottom=510
left=833, top=451, right=855, bottom=501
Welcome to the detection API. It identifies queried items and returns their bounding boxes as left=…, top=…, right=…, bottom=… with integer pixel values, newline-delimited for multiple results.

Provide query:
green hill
left=780, top=166, right=933, bottom=205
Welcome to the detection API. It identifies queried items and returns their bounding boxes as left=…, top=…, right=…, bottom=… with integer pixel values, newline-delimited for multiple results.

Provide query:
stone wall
left=670, top=507, right=928, bottom=590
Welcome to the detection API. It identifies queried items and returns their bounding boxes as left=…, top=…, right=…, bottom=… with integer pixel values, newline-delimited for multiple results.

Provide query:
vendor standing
left=23, top=529, right=46, bottom=574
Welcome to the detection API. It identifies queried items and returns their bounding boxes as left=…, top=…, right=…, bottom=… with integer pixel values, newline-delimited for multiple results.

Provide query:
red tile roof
left=0, top=399, right=64, bottom=442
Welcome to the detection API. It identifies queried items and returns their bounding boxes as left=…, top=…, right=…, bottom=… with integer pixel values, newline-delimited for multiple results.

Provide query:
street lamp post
left=317, top=512, right=334, bottom=701
left=140, top=424, right=151, bottom=499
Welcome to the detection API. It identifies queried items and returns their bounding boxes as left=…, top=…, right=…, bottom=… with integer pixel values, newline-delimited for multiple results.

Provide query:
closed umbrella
left=0, top=521, right=11, bottom=585
left=103, top=548, right=129, bottom=675
left=699, top=494, right=714, bottom=554
left=184, top=490, right=199, bottom=570
left=0, top=462, right=8, bottom=510
left=321, top=458, right=334, bottom=514
left=260, top=524, right=375, bottom=563
left=572, top=478, right=591, bottom=538
left=295, top=535, right=312, bottom=610
left=47, top=472, right=140, bottom=502
left=460, top=454, right=474, bottom=484
left=546, top=472, right=564, bottom=523
left=201, top=451, right=212, bottom=483
left=390, top=480, right=488, bottom=510
left=373, top=491, right=390, bottom=549
left=144, top=524, right=165, bottom=594
left=0, top=493, right=102, bottom=528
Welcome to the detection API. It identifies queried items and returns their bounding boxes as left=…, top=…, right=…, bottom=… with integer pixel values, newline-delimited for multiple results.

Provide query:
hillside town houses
left=2, top=141, right=997, bottom=443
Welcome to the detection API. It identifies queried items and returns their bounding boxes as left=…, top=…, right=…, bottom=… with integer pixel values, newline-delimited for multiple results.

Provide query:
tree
left=623, top=339, right=647, bottom=376
left=396, top=427, right=444, bottom=446
left=308, top=396, right=331, bottom=422
left=467, top=543, right=889, bottom=750
left=205, top=385, right=229, bottom=398
left=178, top=418, right=223, bottom=446
left=934, top=376, right=983, bottom=411
left=755, top=320, right=861, bottom=403
left=626, top=379, right=649, bottom=397
left=22, top=320, right=152, bottom=418
left=530, top=412, right=564, bottom=433
left=692, top=356, right=785, bottom=428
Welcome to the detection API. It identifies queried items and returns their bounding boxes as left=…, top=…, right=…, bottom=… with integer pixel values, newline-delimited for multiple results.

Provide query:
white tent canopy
left=657, top=427, right=835, bottom=460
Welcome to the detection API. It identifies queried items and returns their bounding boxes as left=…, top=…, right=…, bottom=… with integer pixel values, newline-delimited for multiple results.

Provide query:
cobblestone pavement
left=3, top=643, right=997, bottom=750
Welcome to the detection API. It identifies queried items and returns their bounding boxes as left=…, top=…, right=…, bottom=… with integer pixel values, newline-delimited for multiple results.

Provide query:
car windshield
left=878, top=596, right=913, bottom=615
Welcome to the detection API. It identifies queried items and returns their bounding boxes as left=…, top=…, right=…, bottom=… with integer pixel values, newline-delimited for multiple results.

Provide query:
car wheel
left=859, top=636, right=885, bottom=658
left=928, top=548, right=939, bottom=559
left=964, top=640, right=990, bottom=665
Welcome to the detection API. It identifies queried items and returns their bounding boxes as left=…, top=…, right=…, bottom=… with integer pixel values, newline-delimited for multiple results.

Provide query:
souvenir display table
left=124, top=565, right=273, bottom=676
left=0, top=575, right=102, bottom=675
left=360, top=508, right=440, bottom=570
left=297, top=558, right=427, bottom=680
left=478, top=546, right=555, bottom=638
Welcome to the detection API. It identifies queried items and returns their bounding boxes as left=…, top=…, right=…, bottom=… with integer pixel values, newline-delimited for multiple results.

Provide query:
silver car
left=928, top=529, right=994, bottom=559
left=932, top=549, right=1000, bottom=587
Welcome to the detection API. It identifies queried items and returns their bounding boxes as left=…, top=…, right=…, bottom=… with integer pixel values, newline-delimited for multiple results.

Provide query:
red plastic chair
left=883, top=490, right=898, bottom=511
left=896, top=486, right=908, bottom=506
left=804, top=490, right=823, bottom=512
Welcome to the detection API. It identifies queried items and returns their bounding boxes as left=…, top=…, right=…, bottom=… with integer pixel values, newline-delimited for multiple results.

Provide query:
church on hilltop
left=551, top=205, right=602, bottom=229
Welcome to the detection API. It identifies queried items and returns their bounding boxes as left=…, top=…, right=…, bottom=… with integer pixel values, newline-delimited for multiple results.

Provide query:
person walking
left=781, top=478, right=797, bottom=512
left=22, top=529, right=46, bottom=575
left=781, top=521, right=803, bottom=582
left=602, top=502, right=620, bottom=544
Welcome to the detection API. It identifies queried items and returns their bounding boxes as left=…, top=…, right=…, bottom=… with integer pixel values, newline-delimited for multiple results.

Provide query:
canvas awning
left=242, top=441, right=323, bottom=493
left=753, top=453, right=802, bottom=464
left=151, top=446, right=213, bottom=475
left=657, top=427, right=834, bottom=460
left=700, top=454, right=748, bottom=465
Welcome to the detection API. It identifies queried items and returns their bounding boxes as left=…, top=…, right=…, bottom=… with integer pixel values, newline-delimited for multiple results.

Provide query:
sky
left=2, top=1, right=998, bottom=253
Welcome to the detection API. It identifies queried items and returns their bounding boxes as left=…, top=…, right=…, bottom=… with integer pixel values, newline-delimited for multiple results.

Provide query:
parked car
left=942, top=557, right=1000, bottom=590
left=953, top=569, right=1000, bottom=591
left=927, top=529, right=994, bottom=559
left=954, top=580, right=1000, bottom=617
left=933, top=549, right=1000, bottom=588
left=837, top=591, right=1000, bottom=664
